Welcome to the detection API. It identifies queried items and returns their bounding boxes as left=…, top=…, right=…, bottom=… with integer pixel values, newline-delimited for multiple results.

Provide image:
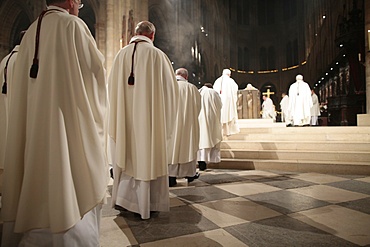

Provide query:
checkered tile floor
left=101, top=169, right=370, bottom=247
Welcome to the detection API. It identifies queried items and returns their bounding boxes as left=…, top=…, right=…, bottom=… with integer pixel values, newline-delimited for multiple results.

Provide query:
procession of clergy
left=262, top=74, right=321, bottom=127
left=0, top=1, right=321, bottom=246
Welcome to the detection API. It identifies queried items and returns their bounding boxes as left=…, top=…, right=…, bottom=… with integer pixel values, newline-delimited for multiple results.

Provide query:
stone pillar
left=102, top=0, right=148, bottom=74
left=135, top=0, right=149, bottom=22
left=105, top=0, right=116, bottom=74
left=358, top=0, right=370, bottom=125
left=366, top=0, right=370, bottom=114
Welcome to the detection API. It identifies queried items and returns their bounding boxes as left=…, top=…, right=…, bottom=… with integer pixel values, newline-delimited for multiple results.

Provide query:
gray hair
left=135, top=21, right=156, bottom=36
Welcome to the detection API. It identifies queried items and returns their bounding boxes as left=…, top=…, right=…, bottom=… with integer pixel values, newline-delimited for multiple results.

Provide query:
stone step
left=226, top=132, right=370, bottom=141
left=208, top=159, right=370, bottom=175
left=237, top=119, right=287, bottom=128
left=218, top=125, right=370, bottom=175
left=220, top=149, right=370, bottom=162
left=238, top=123, right=287, bottom=128
left=221, top=141, right=370, bottom=152
left=238, top=126, right=370, bottom=134
left=238, top=118, right=275, bottom=124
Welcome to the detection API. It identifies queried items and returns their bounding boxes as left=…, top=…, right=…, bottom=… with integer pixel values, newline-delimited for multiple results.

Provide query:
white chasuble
left=2, top=6, right=108, bottom=234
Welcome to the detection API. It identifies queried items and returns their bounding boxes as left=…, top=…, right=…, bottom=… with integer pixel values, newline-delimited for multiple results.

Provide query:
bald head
left=175, top=68, right=188, bottom=80
left=204, top=83, right=213, bottom=88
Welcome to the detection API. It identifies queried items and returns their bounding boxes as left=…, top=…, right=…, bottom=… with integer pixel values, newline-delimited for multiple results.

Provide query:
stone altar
left=237, top=84, right=261, bottom=119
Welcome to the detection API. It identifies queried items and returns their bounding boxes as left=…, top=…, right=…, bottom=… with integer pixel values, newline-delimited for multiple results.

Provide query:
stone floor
left=100, top=169, right=370, bottom=247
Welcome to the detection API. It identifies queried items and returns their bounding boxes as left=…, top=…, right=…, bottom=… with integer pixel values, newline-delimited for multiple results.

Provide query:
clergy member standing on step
left=288, top=74, right=313, bottom=126
left=1, top=0, right=108, bottom=246
left=168, top=68, right=201, bottom=187
left=197, top=83, right=223, bottom=171
left=213, top=69, right=240, bottom=136
left=108, top=21, right=179, bottom=219
left=310, top=89, right=321, bottom=126
left=279, top=92, right=290, bottom=124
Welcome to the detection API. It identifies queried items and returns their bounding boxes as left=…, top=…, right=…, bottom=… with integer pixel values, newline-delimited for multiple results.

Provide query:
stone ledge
left=208, top=159, right=370, bottom=175
left=357, top=114, right=370, bottom=126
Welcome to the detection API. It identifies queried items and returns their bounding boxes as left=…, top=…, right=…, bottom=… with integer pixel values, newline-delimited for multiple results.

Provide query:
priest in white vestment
left=108, top=21, right=179, bottom=219
left=279, top=93, right=290, bottom=123
left=168, top=68, right=201, bottom=186
left=1, top=1, right=108, bottom=246
left=197, top=83, right=223, bottom=171
left=213, top=69, right=240, bottom=136
left=288, top=74, right=313, bottom=126
left=310, top=89, right=321, bottom=125
left=261, top=95, right=276, bottom=120
left=0, top=42, right=21, bottom=193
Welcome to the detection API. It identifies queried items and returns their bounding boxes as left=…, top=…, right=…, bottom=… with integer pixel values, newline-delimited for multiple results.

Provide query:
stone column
left=366, top=0, right=370, bottom=114
left=102, top=0, right=149, bottom=74
left=105, top=0, right=115, bottom=74
left=358, top=0, right=370, bottom=125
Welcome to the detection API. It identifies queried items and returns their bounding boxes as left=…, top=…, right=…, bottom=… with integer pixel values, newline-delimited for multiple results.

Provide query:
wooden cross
left=262, top=88, right=275, bottom=98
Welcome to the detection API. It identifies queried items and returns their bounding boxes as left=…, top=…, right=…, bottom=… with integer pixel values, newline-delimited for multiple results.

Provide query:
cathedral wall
left=229, top=0, right=306, bottom=106
left=0, top=0, right=367, bottom=121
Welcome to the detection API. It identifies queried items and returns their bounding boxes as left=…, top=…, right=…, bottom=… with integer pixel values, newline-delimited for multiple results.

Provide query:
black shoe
left=110, top=167, right=114, bottom=179
left=114, top=204, right=127, bottom=212
left=169, top=176, right=177, bottom=187
left=186, top=172, right=200, bottom=183
left=198, top=161, right=207, bottom=171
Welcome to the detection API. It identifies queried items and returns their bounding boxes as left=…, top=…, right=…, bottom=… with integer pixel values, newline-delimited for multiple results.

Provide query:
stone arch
left=79, top=1, right=97, bottom=38
left=10, top=9, right=31, bottom=47
left=0, top=1, right=33, bottom=57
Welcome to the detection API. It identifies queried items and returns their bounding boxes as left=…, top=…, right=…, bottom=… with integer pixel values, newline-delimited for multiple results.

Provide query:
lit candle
left=358, top=53, right=361, bottom=62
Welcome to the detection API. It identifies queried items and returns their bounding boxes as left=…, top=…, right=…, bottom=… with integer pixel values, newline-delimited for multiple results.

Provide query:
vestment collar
left=176, top=75, right=187, bottom=82
left=129, top=35, right=153, bottom=45
left=47, top=5, right=69, bottom=14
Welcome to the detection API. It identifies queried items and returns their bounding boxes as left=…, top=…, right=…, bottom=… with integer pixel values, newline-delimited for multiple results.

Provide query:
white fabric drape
left=197, top=86, right=222, bottom=163
left=280, top=95, right=290, bottom=122
left=262, top=97, right=276, bottom=120
left=2, top=6, right=108, bottom=234
left=108, top=35, right=178, bottom=219
left=0, top=45, right=19, bottom=193
left=288, top=80, right=313, bottom=126
left=213, top=75, right=240, bottom=136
